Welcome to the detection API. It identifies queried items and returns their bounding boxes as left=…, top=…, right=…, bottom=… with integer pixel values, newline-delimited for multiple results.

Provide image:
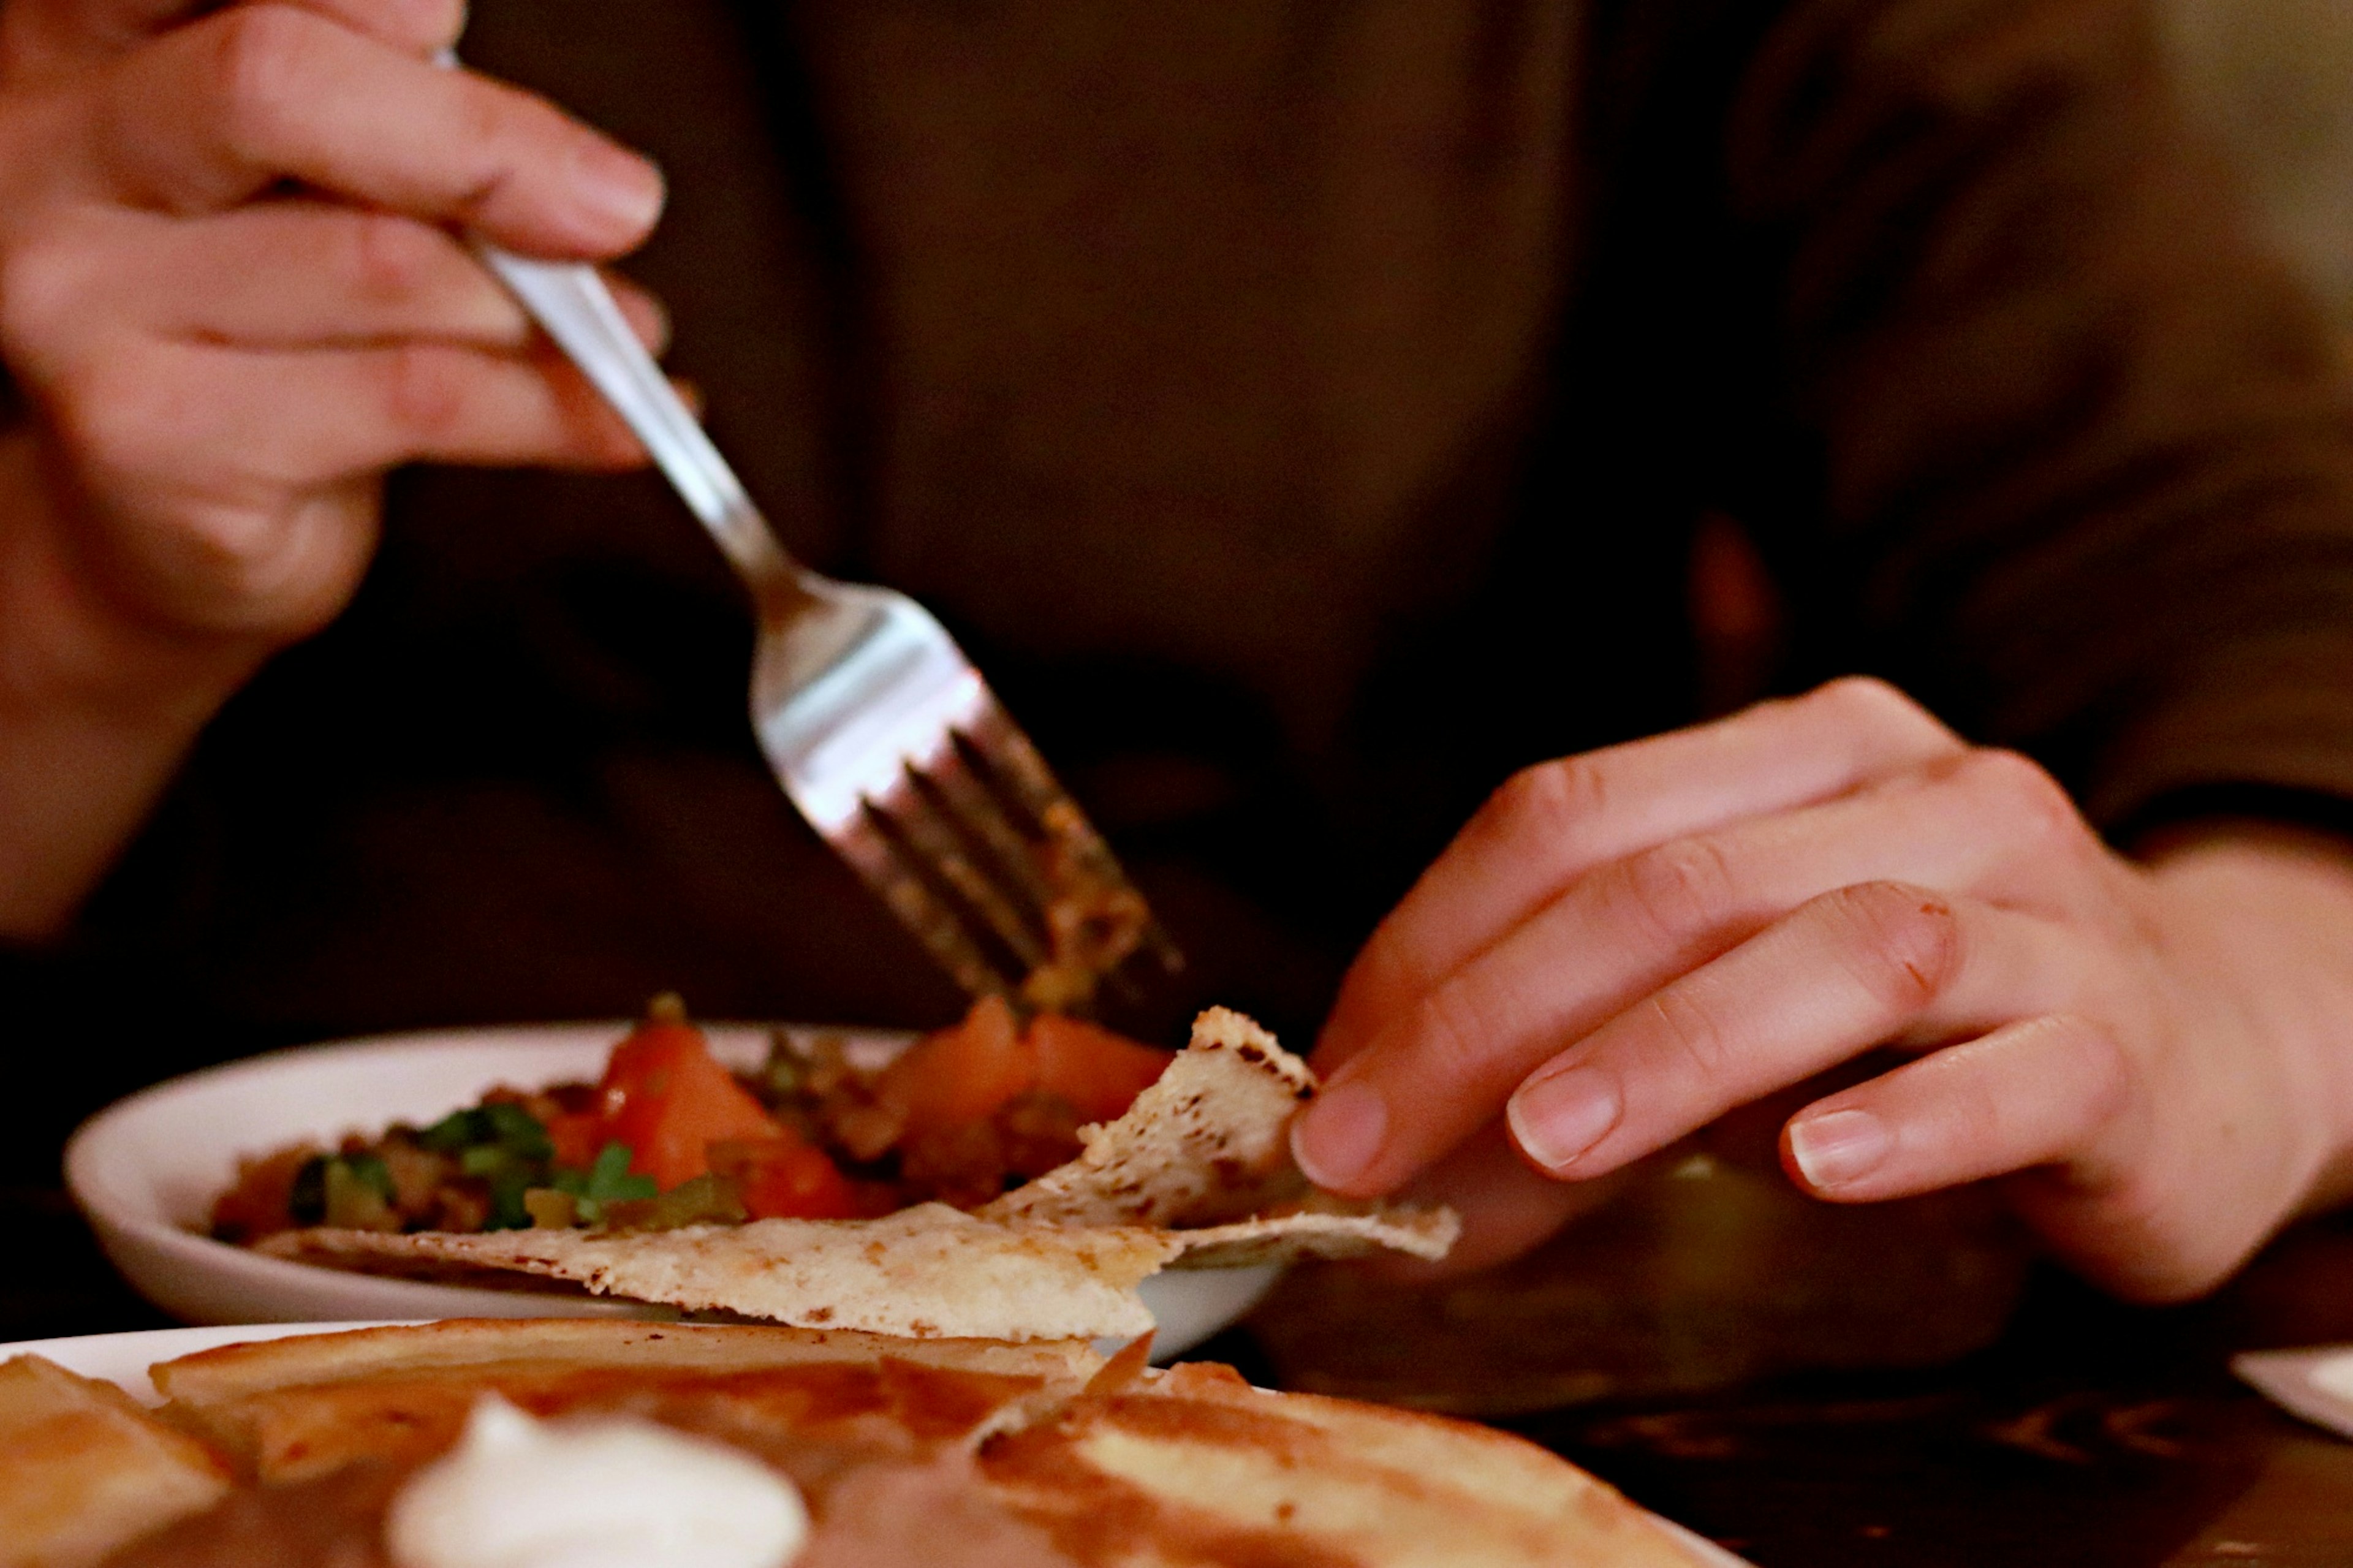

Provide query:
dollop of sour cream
left=385, top=1395, right=810, bottom=1568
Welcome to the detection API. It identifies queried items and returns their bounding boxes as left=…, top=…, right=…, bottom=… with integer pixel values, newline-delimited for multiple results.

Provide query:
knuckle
left=1483, top=756, right=1607, bottom=850
left=344, top=212, right=444, bottom=305
left=46, top=354, right=158, bottom=473
left=1811, top=674, right=1947, bottom=743
left=1645, top=985, right=1735, bottom=1081
left=0, top=237, right=88, bottom=363
left=1960, top=748, right=2083, bottom=844
left=204, top=5, right=319, bottom=162
left=1825, top=880, right=1962, bottom=1013
left=2047, top=1012, right=2132, bottom=1124
left=1414, top=979, right=1517, bottom=1088
left=376, top=343, right=471, bottom=441
left=1611, top=835, right=1742, bottom=946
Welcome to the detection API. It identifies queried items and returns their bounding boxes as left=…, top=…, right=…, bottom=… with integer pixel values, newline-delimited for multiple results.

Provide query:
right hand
left=0, top=0, right=667, bottom=694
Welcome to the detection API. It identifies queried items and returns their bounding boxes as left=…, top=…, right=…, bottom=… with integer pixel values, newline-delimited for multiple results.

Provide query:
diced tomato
left=210, top=1143, right=320, bottom=1243
left=877, top=995, right=1037, bottom=1143
left=715, top=1137, right=860, bottom=1221
left=598, top=1005, right=785, bottom=1189
left=1027, top=1013, right=1172, bottom=1124
left=543, top=1110, right=606, bottom=1170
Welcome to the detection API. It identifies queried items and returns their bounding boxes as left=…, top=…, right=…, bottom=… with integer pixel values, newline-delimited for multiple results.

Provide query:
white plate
left=64, top=1022, right=1279, bottom=1357
left=4, top=1322, right=1749, bottom=1565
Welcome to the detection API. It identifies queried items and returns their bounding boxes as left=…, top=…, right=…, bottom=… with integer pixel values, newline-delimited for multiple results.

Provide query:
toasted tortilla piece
left=0, top=1355, right=232, bottom=1568
left=987, top=1360, right=1700, bottom=1568
left=1165, top=1200, right=1461, bottom=1267
left=155, top=1320, right=1105, bottom=1485
left=156, top=1319, right=1102, bottom=1412
left=980, top=1006, right=1457, bottom=1264
left=981, top=1006, right=1314, bottom=1229
left=260, top=1204, right=1178, bottom=1341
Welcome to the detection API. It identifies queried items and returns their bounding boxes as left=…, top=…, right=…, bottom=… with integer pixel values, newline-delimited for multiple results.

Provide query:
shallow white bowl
left=65, top=1022, right=1279, bottom=1357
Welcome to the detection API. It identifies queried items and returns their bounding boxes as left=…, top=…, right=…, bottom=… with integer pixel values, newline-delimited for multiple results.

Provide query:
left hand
left=1292, top=677, right=2353, bottom=1301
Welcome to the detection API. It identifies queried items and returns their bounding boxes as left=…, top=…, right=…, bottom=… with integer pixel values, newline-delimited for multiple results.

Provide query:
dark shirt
left=13, top=0, right=2353, bottom=1170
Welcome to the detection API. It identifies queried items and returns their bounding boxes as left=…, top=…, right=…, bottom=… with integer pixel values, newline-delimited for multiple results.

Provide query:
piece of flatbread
left=1162, top=1200, right=1460, bottom=1267
left=982, top=1007, right=1313, bottom=1229
left=0, top=1355, right=231, bottom=1568
left=263, top=1204, right=1178, bottom=1341
left=982, top=1006, right=1458, bottom=1263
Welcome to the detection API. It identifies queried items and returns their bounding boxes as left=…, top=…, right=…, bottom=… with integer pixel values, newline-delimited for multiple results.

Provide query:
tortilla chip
left=260, top=1205, right=1178, bottom=1341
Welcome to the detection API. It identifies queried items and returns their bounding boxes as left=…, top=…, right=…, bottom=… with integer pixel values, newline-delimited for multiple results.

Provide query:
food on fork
left=8, top=1320, right=1700, bottom=1567
left=216, top=1007, right=1458, bottom=1339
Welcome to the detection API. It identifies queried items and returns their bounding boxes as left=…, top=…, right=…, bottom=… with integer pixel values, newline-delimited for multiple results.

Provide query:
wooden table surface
left=10, top=1179, right=2353, bottom=1567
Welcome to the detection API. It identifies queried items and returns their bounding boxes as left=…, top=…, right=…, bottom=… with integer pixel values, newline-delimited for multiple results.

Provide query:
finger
left=1502, top=883, right=2081, bottom=1180
left=65, top=203, right=673, bottom=355
left=94, top=6, right=662, bottom=256
left=1294, top=746, right=2081, bottom=1195
left=56, top=336, right=647, bottom=503
left=1372, top=1123, right=1636, bottom=1279
left=1319, top=678, right=1962, bottom=1072
left=57, top=202, right=523, bottom=347
left=1779, top=1013, right=2130, bottom=1202
left=3, top=0, right=460, bottom=79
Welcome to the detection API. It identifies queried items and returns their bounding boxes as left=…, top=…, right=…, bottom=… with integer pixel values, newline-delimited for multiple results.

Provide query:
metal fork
left=473, top=248, right=1180, bottom=1011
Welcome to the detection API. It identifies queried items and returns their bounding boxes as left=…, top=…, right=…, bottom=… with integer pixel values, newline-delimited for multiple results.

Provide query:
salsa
left=209, top=996, right=1173, bottom=1245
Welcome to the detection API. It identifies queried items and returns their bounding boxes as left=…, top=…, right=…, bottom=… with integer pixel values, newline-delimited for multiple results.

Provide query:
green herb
left=289, top=1155, right=329, bottom=1227
left=418, top=1103, right=553, bottom=1161
left=603, top=1172, right=745, bottom=1233
left=341, top=1152, right=396, bottom=1202
left=483, top=1166, right=537, bottom=1231
left=459, top=1143, right=517, bottom=1179
left=545, top=1140, right=654, bottom=1226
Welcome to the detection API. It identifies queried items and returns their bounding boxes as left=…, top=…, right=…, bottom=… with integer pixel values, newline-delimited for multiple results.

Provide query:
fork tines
left=835, top=696, right=1180, bottom=1013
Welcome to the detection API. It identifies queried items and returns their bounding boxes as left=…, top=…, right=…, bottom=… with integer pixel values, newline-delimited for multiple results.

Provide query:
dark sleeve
left=1724, top=0, right=2353, bottom=833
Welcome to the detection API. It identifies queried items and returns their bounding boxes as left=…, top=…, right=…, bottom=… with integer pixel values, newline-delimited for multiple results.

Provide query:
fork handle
left=476, top=249, right=800, bottom=596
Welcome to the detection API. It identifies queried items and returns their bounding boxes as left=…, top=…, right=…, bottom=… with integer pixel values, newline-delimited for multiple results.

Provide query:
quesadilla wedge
left=0, top=1355, right=231, bottom=1568
left=249, top=1008, right=1456, bottom=1339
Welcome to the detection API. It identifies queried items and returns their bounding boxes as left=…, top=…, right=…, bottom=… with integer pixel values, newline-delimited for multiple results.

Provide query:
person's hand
left=0, top=0, right=669, bottom=935
left=0, top=0, right=664, bottom=664
left=1292, top=677, right=2353, bottom=1302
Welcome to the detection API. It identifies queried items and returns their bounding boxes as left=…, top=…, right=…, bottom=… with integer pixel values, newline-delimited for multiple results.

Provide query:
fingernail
left=1292, top=1081, right=1389, bottom=1191
left=1786, top=1108, right=1890, bottom=1190
left=572, top=146, right=665, bottom=238
left=1507, top=1067, right=1620, bottom=1172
